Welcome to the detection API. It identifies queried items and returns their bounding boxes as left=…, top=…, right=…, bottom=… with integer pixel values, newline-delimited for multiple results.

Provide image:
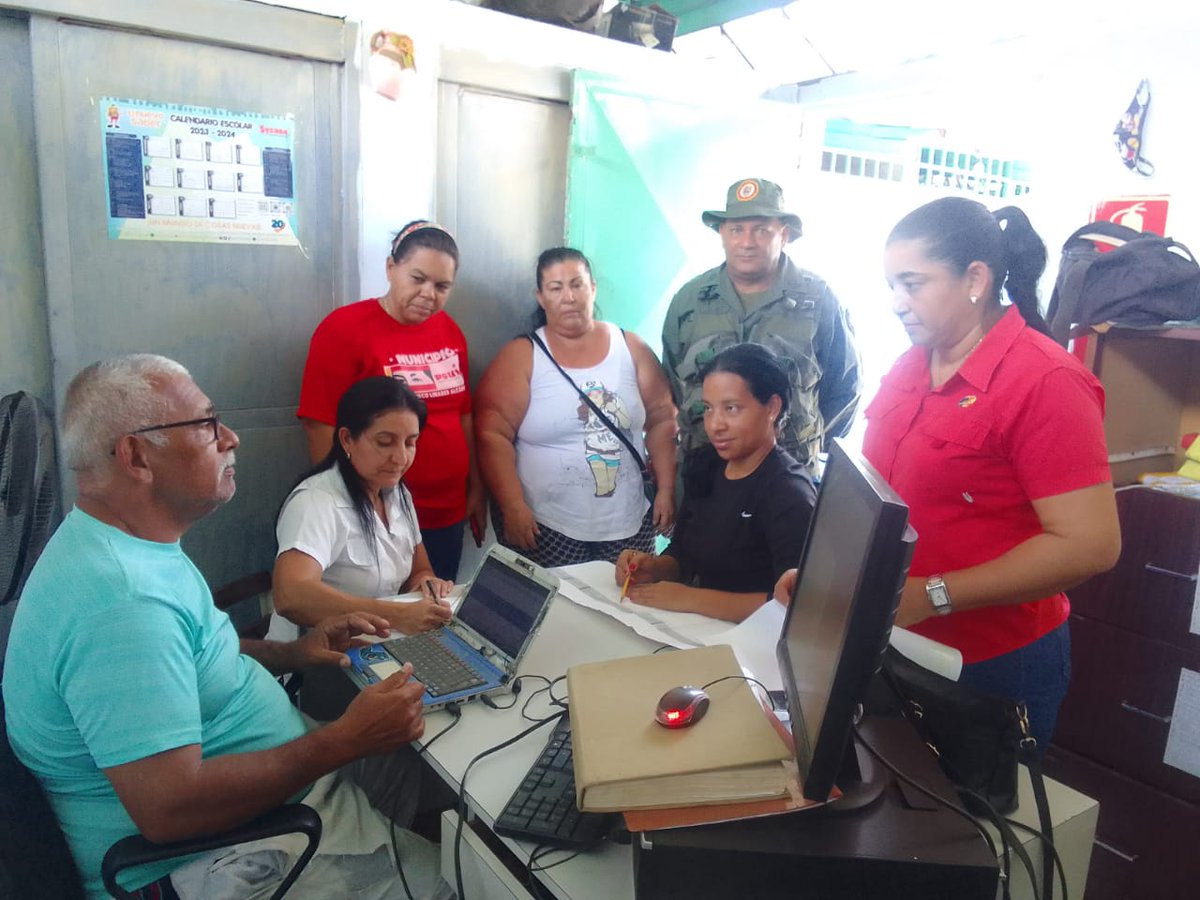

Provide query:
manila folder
left=567, top=644, right=791, bottom=812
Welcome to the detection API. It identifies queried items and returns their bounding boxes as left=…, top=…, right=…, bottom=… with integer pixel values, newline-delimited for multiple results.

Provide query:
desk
left=415, top=584, right=1098, bottom=900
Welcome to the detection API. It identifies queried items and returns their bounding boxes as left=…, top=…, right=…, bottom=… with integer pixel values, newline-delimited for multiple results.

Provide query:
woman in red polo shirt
left=860, top=196, right=1122, bottom=748
left=298, top=221, right=485, bottom=581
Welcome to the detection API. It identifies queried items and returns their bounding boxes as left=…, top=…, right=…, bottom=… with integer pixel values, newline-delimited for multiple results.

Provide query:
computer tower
left=633, top=718, right=998, bottom=899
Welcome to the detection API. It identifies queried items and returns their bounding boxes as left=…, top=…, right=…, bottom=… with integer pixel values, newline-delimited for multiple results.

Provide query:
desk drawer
left=1043, top=745, right=1200, bottom=900
left=1055, top=616, right=1200, bottom=800
left=1067, top=489, right=1200, bottom=653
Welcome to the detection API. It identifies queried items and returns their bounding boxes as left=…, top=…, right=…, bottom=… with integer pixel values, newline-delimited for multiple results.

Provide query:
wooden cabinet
left=1046, top=328, right=1200, bottom=900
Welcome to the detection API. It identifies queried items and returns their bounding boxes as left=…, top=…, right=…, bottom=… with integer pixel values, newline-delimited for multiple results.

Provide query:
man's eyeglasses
left=131, top=415, right=223, bottom=443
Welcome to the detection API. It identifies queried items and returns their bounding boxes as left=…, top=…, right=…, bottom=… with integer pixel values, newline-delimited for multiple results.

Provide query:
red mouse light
left=655, top=685, right=711, bottom=728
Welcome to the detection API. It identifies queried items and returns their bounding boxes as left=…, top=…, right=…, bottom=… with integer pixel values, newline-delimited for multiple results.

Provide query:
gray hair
left=63, top=354, right=191, bottom=474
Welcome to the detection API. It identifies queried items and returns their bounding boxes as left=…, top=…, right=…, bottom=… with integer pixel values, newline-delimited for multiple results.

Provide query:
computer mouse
left=655, top=685, right=710, bottom=728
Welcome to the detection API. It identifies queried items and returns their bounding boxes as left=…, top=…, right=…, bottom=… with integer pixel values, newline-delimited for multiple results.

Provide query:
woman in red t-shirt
left=298, top=221, right=485, bottom=580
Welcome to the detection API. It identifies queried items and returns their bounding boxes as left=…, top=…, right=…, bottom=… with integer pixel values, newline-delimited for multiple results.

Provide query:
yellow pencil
left=619, top=562, right=637, bottom=601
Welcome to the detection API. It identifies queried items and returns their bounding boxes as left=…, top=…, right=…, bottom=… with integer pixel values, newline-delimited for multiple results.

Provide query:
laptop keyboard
left=495, top=716, right=618, bottom=848
left=381, top=633, right=487, bottom=698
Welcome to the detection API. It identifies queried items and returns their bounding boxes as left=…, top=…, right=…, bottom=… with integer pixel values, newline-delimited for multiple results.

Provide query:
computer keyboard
left=380, top=633, right=485, bottom=697
left=495, top=715, right=619, bottom=848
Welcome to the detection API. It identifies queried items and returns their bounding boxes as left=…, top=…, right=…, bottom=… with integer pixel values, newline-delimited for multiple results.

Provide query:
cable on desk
left=481, top=675, right=539, bottom=711
left=853, top=721, right=1058, bottom=900
left=524, top=843, right=583, bottom=899
left=850, top=722, right=1000, bottom=861
left=453, top=710, right=569, bottom=900
left=520, top=674, right=567, bottom=722
left=417, top=702, right=463, bottom=757
left=391, top=704, right=462, bottom=900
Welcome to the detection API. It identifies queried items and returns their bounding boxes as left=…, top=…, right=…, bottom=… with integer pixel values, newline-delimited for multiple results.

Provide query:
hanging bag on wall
left=1113, top=78, right=1155, bottom=176
left=1046, top=220, right=1200, bottom=345
left=525, top=332, right=658, bottom=505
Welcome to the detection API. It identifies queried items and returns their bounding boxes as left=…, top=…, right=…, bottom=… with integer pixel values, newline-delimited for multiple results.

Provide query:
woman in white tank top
left=475, top=248, right=678, bottom=568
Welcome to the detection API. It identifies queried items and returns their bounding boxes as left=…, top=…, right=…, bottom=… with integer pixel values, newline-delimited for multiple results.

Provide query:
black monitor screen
left=776, top=439, right=916, bottom=803
left=456, top=555, right=553, bottom=659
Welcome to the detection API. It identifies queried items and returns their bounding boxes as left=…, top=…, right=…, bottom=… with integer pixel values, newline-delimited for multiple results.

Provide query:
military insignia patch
left=736, top=179, right=759, bottom=202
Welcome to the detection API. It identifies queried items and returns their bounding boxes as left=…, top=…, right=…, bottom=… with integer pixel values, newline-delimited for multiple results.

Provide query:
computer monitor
left=776, top=438, right=917, bottom=805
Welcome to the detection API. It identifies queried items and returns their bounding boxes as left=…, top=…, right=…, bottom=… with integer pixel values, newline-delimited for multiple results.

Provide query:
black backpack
left=1046, top=221, right=1200, bottom=345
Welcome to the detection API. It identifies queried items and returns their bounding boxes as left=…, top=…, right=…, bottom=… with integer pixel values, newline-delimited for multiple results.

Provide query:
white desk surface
left=416, top=571, right=1097, bottom=900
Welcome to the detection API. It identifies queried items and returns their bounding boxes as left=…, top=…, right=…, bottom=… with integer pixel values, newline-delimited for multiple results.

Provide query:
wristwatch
left=925, top=575, right=953, bottom=616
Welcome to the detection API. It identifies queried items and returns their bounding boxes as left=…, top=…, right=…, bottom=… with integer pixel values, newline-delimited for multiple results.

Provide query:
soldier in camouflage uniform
left=661, top=178, right=861, bottom=480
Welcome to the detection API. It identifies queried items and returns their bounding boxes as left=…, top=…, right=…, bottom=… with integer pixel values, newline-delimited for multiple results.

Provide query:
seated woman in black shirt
left=615, top=342, right=816, bottom=622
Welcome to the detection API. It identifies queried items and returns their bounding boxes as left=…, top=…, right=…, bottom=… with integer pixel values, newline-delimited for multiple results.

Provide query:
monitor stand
left=632, top=716, right=997, bottom=900
left=808, top=735, right=887, bottom=814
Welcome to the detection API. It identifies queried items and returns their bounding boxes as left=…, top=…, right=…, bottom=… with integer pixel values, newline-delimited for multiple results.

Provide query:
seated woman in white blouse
left=273, top=376, right=455, bottom=637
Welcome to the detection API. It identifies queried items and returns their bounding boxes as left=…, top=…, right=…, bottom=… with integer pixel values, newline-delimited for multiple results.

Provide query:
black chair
left=214, top=570, right=303, bottom=703
left=101, top=805, right=322, bottom=900
left=1, top=689, right=320, bottom=900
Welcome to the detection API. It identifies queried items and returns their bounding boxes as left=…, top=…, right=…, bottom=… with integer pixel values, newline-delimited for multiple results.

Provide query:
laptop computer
left=344, top=545, right=559, bottom=710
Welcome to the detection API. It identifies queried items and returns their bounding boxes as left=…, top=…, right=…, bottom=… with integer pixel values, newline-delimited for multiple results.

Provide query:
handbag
left=526, top=332, right=657, bottom=505
left=880, top=645, right=1056, bottom=899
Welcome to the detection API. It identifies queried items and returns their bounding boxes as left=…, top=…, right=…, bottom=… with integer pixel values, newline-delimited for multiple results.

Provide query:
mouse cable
left=698, top=674, right=777, bottom=711
left=453, top=710, right=569, bottom=900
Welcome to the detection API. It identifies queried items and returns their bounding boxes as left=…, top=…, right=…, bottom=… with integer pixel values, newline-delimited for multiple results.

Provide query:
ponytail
left=993, top=206, right=1050, bottom=336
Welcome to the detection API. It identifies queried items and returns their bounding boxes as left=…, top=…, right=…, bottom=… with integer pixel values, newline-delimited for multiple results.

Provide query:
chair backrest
left=0, top=695, right=86, bottom=899
left=0, top=391, right=63, bottom=658
left=213, top=570, right=275, bottom=639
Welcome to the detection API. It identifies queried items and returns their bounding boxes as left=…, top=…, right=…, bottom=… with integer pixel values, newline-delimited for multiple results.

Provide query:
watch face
left=927, top=578, right=951, bottom=613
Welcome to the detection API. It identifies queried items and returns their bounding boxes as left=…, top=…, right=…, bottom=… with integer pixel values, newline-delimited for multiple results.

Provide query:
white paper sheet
left=554, top=562, right=731, bottom=649
left=1191, top=562, right=1200, bottom=637
left=1164, top=668, right=1200, bottom=779
left=554, top=563, right=965, bottom=691
left=702, top=599, right=786, bottom=690
left=889, top=627, right=963, bottom=681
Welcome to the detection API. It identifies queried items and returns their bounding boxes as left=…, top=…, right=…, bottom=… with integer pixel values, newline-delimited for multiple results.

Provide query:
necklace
left=959, top=335, right=984, bottom=362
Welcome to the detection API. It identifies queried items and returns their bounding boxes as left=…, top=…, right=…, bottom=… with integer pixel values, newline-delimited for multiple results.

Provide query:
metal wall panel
left=31, top=17, right=345, bottom=587
left=0, top=12, right=52, bottom=405
left=436, top=82, right=570, bottom=386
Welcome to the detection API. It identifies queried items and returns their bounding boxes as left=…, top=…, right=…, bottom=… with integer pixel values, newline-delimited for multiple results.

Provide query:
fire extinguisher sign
left=1090, top=195, right=1171, bottom=238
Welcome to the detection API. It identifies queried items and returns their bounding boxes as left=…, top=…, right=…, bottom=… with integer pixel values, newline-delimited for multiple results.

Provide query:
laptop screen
left=456, top=554, right=553, bottom=658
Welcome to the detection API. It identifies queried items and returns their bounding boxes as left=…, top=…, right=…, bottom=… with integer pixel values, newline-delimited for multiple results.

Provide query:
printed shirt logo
left=740, top=511, right=753, bottom=518
left=958, top=394, right=978, bottom=408
left=580, top=380, right=631, bottom=499
left=383, top=347, right=465, bottom=400
left=736, top=180, right=759, bottom=202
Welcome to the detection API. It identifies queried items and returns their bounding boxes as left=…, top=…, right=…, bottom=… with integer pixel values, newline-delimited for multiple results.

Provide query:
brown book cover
left=567, top=644, right=792, bottom=812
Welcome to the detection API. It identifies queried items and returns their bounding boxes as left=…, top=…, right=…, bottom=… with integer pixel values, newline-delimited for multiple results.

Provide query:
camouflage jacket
left=661, top=256, right=861, bottom=471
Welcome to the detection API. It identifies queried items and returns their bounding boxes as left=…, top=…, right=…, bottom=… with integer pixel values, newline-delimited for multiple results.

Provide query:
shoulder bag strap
left=1025, top=751, right=1055, bottom=900
left=525, top=332, right=648, bottom=472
